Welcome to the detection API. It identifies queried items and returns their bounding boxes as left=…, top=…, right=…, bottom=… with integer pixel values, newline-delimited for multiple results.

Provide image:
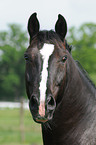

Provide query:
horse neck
left=55, top=54, right=96, bottom=128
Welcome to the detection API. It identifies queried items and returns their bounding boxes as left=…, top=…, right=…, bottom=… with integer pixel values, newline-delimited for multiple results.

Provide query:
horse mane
left=76, top=60, right=96, bottom=90
left=65, top=40, right=72, bottom=53
left=65, top=40, right=96, bottom=90
left=32, top=30, right=61, bottom=43
left=31, top=30, right=72, bottom=53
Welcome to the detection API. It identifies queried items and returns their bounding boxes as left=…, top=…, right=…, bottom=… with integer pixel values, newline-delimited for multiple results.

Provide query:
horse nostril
left=30, top=95, right=38, bottom=109
left=47, top=96, right=56, bottom=110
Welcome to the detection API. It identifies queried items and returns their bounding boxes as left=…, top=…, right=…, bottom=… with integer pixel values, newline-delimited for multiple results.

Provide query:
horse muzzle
left=29, top=94, right=56, bottom=123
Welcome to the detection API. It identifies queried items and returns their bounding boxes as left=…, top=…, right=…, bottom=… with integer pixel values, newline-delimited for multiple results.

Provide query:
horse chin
left=33, top=114, right=53, bottom=124
left=35, top=118, right=48, bottom=123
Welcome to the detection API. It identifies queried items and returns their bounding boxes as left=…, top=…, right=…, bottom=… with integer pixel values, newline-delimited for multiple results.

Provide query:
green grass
left=0, top=108, right=42, bottom=145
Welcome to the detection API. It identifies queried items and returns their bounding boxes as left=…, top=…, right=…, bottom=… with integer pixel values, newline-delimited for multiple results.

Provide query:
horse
left=24, top=13, right=96, bottom=145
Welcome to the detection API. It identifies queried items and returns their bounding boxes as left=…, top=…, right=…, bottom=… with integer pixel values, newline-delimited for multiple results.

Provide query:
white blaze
left=39, top=43, right=54, bottom=116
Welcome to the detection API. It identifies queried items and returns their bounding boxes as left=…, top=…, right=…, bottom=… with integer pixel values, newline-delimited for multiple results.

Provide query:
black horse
left=24, top=13, right=96, bottom=145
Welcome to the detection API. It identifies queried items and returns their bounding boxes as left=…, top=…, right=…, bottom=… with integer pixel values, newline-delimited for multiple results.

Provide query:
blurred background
left=0, top=0, right=96, bottom=145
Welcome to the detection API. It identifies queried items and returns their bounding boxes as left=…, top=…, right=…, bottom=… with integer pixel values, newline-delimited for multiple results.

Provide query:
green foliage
left=67, top=23, right=96, bottom=85
left=0, top=24, right=28, bottom=101
left=0, top=23, right=95, bottom=101
left=0, top=108, right=42, bottom=145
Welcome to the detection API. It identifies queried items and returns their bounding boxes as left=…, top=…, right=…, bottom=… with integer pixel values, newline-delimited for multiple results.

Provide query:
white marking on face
left=39, top=43, right=54, bottom=116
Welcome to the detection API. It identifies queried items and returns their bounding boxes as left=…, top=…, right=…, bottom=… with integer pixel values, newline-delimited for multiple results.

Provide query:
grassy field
left=0, top=108, right=42, bottom=145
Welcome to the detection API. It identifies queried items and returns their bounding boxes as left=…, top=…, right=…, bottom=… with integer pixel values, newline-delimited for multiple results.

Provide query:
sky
left=0, top=0, right=96, bottom=31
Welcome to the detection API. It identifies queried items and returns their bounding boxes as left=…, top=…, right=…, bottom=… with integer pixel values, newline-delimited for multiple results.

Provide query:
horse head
left=24, top=13, right=69, bottom=123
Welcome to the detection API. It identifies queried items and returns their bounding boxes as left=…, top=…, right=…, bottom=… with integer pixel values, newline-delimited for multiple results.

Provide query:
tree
left=0, top=24, right=28, bottom=101
left=0, top=23, right=95, bottom=101
left=67, top=23, right=96, bottom=84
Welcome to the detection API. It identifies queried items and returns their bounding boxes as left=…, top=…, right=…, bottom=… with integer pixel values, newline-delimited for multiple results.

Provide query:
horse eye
left=61, top=55, right=67, bottom=63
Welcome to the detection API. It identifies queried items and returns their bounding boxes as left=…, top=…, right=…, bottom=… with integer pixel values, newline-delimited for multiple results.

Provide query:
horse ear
left=55, top=14, right=67, bottom=41
left=28, top=13, right=40, bottom=38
